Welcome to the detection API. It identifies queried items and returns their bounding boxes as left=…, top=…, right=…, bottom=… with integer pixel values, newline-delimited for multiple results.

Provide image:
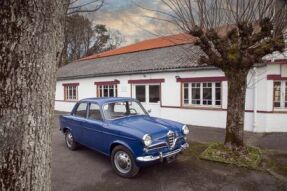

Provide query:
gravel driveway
left=52, top=112, right=287, bottom=191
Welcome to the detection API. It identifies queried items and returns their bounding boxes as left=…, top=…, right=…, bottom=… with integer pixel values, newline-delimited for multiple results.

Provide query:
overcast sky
left=85, top=0, right=179, bottom=46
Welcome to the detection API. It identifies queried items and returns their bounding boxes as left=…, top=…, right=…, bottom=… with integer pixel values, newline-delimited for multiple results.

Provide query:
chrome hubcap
left=66, top=132, right=73, bottom=148
left=114, top=151, right=131, bottom=174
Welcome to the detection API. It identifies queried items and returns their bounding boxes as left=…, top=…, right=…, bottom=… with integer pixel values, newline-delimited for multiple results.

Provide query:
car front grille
left=167, top=131, right=176, bottom=148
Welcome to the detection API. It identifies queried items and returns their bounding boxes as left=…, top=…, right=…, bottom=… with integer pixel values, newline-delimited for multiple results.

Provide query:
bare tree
left=151, top=0, right=287, bottom=149
left=67, top=0, right=104, bottom=15
left=0, top=0, right=68, bottom=190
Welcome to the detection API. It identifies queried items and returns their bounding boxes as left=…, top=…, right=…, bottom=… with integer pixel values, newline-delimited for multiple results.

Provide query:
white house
left=55, top=33, right=287, bottom=132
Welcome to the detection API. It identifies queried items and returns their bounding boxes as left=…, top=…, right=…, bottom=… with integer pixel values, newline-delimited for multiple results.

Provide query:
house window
left=183, top=82, right=222, bottom=106
left=64, top=85, right=78, bottom=101
left=135, top=85, right=146, bottom=102
left=184, top=83, right=189, bottom=104
left=97, top=84, right=117, bottom=97
left=202, top=82, right=212, bottom=105
left=191, top=83, right=200, bottom=104
left=135, top=84, right=160, bottom=103
left=215, top=82, right=222, bottom=105
left=273, top=81, right=287, bottom=108
left=149, top=85, right=160, bottom=103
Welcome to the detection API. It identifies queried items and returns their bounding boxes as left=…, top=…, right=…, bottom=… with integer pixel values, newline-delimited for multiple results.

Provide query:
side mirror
left=147, top=109, right=152, bottom=113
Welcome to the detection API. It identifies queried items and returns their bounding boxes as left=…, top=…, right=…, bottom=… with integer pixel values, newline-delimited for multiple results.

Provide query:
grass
left=183, top=142, right=287, bottom=182
left=199, top=143, right=262, bottom=169
left=183, top=142, right=208, bottom=158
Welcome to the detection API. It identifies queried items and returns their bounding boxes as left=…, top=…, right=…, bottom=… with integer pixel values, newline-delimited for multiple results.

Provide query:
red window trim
left=94, top=80, right=120, bottom=86
left=267, top=75, right=287, bottom=81
left=96, top=81, right=119, bottom=97
left=267, top=59, right=287, bottom=65
left=128, top=79, right=165, bottom=84
left=63, top=84, right=78, bottom=101
left=176, top=76, right=227, bottom=83
left=62, top=83, right=79, bottom=86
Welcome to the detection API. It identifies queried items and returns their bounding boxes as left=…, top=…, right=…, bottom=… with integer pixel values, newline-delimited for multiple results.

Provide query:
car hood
left=110, top=115, right=182, bottom=139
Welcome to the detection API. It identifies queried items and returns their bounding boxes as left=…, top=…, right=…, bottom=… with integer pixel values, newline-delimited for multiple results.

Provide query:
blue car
left=59, top=97, right=189, bottom=177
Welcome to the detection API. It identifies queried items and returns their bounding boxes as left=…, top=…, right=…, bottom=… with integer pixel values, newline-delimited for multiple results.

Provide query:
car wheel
left=65, top=130, right=78, bottom=150
left=111, top=145, right=140, bottom=178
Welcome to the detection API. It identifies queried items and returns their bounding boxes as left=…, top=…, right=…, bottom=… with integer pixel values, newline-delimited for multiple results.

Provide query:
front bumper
left=136, top=143, right=189, bottom=162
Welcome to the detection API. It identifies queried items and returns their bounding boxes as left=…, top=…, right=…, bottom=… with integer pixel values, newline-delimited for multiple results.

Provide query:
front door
left=82, top=103, right=107, bottom=152
left=71, top=102, right=88, bottom=144
left=132, top=84, right=161, bottom=117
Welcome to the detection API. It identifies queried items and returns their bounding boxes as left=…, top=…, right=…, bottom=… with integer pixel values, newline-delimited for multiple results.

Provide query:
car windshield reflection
left=103, top=101, right=147, bottom=120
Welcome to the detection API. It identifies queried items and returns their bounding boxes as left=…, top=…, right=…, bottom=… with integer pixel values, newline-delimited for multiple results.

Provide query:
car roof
left=80, top=97, right=138, bottom=105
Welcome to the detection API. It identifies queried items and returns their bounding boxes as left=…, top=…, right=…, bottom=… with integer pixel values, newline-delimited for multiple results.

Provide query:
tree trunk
left=224, top=71, right=248, bottom=149
left=0, top=1, right=67, bottom=190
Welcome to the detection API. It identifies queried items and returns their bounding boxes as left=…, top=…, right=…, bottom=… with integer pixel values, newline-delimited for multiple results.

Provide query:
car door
left=70, top=102, right=88, bottom=144
left=82, top=103, right=107, bottom=152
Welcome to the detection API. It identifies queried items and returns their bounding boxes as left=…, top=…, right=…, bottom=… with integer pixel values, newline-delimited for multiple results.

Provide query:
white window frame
left=182, top=82, right=222, bottom=107
left=273, top=80, right=287, bottom=110
left=134, top=84, right=161, bottom=104
left=98, top=84, right=117, bottom=97
left=64, top=85, right=78, bottom=101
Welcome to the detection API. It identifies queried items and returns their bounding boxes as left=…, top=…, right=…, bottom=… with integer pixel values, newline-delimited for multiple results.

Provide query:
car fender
left=62, top=126, right=72, bottom=134
left=109, top=140, right=136, bottom=156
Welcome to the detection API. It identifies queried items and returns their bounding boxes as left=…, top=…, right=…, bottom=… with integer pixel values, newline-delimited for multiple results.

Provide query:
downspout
left=253, top=67, right=258, bottom=132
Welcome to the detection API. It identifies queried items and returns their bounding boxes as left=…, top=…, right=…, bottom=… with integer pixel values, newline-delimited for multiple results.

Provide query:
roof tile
left=79, top=33, right=195, bottom=61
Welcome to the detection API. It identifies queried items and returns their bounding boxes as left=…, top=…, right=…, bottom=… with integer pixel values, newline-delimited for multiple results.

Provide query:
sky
left=85, top=0, right=179, bottom=46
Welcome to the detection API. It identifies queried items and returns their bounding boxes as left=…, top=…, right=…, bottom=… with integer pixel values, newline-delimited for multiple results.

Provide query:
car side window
left=88, top=104, right=103, bottom=121
left=74, top=103, right=88, bottom=118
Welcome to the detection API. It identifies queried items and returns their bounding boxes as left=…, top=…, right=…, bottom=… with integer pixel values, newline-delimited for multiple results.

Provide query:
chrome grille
left=167, top=131, right=176, bottom=148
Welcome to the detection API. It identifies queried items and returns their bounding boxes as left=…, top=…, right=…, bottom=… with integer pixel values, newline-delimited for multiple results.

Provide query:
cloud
left=85, top=0, right=179, bottom=46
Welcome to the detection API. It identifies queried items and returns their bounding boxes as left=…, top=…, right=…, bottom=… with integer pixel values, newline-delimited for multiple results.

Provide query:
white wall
left=55, top=64, right=287, bottom=132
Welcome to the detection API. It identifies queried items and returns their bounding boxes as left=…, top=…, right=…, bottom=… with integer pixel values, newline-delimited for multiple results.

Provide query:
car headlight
left=182, top=125, right=189, bottom=135
left=142, top=134, right=152, bottom=147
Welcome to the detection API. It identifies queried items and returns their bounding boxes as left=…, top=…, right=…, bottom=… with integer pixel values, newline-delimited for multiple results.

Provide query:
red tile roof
left=79, top=33, right=196, bottom=61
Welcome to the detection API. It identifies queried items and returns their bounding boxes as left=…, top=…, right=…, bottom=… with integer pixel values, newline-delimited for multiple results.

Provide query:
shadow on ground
left=73, top=157, right=287, bottom=191
left=69, top=144, right=287, bottom=191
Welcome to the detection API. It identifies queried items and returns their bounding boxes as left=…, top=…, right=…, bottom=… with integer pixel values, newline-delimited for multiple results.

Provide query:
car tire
left=65, top=130, right=78, bottom=150
left=111, top=145, right=140, bottom=178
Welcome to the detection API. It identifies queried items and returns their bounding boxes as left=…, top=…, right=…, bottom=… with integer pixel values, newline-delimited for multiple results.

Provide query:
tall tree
left=0, top=0, right=68, bottom=190
left=62, top=20, right=124, bottom=64
left=59, top=0, right=104, bottom=66
left=65, top=14, right=94, bottom=61
left=87, top=25, right=124, bottom=56
left=0, top=0, right=106, bottom=190
left=153, top=0, right=287, bottom=149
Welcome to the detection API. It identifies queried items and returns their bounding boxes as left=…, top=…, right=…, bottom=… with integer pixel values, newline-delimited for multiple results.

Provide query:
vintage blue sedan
left=59, top=97, right=189, bottom=177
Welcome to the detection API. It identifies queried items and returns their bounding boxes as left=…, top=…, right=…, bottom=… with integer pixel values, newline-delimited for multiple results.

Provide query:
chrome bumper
left=136, top=143, right=189, bottom=162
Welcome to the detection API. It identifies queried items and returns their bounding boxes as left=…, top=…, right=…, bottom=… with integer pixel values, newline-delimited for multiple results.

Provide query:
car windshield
left=103, top=101, right=147, bottom=120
